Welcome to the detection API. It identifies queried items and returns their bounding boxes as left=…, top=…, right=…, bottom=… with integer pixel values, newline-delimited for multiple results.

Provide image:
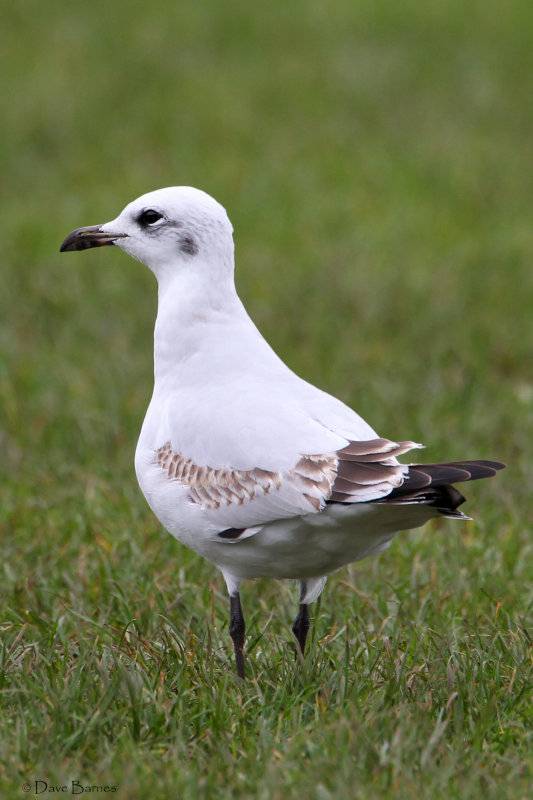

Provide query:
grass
left=1, top=0, right=532, bottom=797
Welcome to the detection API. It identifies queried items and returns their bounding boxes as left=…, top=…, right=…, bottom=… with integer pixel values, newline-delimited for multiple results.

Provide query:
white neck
left=152, top=263, right=271, bottom=390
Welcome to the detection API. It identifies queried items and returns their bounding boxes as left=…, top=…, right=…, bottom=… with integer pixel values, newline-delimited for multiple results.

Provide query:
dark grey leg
left=292, top=582, right=311, bottom=655
left=229, top=593, right=246, bottom=679
left=292, top=603, right=310, bottom=654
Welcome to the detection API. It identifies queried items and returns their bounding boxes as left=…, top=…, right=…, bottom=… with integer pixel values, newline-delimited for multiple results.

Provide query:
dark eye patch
left=138, top=209, right=163, bottom=227
left=179, top=235, right=198, bottom=256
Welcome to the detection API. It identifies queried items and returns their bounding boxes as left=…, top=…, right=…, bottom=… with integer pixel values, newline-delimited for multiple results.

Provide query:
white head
left=60, top=186, right=235, bottom=287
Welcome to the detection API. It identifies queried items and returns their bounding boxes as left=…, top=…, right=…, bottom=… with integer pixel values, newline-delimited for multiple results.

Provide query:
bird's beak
left=59, top=225, right=128, bottom=252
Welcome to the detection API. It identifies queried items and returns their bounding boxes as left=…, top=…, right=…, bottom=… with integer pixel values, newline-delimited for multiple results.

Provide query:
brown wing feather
left=329, top=438, right=419, bottom=502
left=155, top=438, right=505, bottom=517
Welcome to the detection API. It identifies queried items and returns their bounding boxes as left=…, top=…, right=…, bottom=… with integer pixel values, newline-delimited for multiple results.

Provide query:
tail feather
left=374, top=459, right=505, bottom=518
left=394, top=460, right=504, bottom=492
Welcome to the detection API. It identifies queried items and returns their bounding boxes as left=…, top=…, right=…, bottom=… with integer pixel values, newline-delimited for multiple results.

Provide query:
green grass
left=1, top=0, right=532, bottom=797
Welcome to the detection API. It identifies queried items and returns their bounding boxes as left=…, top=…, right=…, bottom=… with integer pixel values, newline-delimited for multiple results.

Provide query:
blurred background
left=1, top=0, right=532, bottom=792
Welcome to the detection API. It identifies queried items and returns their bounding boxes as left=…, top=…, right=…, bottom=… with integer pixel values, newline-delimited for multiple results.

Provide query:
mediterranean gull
left=60, top=187, right=505, bottom=679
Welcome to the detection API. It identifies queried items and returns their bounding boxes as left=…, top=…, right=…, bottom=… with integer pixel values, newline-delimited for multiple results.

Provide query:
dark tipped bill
left=60, top=225, right=127, bottom=252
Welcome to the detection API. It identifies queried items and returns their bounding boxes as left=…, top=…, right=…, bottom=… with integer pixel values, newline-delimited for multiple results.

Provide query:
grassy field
left=1, top=0, right=532, bottom=797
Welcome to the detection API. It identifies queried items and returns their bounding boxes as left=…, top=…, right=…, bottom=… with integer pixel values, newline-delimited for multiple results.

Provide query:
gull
left=60, top=187, right=505, bottom=679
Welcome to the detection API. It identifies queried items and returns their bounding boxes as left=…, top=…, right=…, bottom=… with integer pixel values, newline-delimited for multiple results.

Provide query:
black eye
left=138, top=209, right=163, bottom=227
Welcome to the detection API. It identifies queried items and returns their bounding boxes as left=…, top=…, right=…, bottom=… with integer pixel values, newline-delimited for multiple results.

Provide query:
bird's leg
left=292, top=604, right=310, bottom=655
left=292, top=582, right=311, bottom=656
left=229, top=593, right=246, bottom=679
